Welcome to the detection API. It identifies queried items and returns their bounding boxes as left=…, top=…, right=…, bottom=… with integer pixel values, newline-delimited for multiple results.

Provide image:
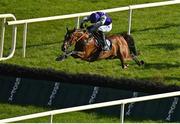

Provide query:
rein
left=72, top=31, right=88, bottom=43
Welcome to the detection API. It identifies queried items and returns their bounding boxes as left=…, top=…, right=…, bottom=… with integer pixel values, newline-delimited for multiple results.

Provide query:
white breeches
left=98, top=23, right=112, bottom=32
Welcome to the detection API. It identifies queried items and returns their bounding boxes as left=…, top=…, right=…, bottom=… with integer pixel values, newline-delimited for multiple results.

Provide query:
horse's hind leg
left=131, top=54, right=144, bottom=66
left=117, top=53, right=128, bottom=69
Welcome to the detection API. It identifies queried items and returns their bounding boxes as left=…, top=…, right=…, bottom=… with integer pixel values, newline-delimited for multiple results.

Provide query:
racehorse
left=56, top=28, right=144, bottom=69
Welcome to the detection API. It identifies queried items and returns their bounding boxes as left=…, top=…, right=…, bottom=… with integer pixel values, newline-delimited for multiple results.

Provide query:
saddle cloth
left=106, top=39, right=112, bottom=48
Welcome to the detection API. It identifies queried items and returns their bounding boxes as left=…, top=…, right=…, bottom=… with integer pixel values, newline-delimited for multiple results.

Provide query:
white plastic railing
left=4, top=0, right=180, bottom=58
left=0, top=91, right=180, bottom=123
left=0, top=14, right=17, bottom=60
left=7, top=0, right=180, bottom=25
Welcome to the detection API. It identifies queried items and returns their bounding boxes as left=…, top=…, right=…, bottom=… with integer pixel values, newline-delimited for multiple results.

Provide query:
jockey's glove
left=88, top=26, right=97, bottom=33
left=80, top=23, right=84, bottom=29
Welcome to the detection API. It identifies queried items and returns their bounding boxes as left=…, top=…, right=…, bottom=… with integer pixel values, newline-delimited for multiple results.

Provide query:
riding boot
left=98, top=31, right=110, bottom=51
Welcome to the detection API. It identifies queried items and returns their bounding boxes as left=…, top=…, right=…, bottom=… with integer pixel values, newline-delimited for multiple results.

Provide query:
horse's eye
left=65, top=34, right=69, bottom=40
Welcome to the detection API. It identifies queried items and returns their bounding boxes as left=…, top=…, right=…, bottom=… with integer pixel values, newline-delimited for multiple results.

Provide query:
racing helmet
left=89, top=13, right=100, bottom=23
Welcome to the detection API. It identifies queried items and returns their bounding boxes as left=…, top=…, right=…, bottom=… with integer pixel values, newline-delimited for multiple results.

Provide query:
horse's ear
left=66, top=27, right=69, bottom=32
left=73, top=27, right=76, bottom=31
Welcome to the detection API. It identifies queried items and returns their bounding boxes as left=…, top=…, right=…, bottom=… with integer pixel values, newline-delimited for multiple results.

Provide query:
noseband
left=63, top=30, right=88, bottom=52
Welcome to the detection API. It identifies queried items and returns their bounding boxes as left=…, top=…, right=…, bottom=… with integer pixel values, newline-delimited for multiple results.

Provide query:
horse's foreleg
left=56, top=50, right=76, bottom=61
left=56, top=52, right=69, bottom=61
left=71, top=51, right=86, bottom=58
left=56, top=50, right=87, bottom=61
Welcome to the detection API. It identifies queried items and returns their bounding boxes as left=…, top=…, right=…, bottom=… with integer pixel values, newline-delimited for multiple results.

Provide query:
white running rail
left=1, top=0, right=180, bottom=59
left=0, top=14, right=17, bottom=60
left=0, top=91, right=180, bottom=123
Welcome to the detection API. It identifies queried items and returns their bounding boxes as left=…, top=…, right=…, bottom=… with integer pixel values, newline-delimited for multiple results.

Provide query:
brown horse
left=56, top=28, right=144, bottom=69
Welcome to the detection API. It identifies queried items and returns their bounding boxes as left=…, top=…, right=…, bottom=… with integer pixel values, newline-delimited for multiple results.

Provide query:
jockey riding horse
left=80, top=12, right=112, bottom=51
left=57, top=30, right=143, bottom=69
left=80, top=12, right=138, bottom=55
left=56, top=12, right=143, bottom=69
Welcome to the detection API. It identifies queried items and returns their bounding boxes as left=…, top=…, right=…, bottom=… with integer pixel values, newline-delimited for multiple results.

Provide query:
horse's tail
left=121, top=32, right=138, bottom=56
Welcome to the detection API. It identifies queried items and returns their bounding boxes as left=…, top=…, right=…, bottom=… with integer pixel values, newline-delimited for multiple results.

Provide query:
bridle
left=70, top=31, right=88, bottom=44
left=62, top=29, right=89, bottom=52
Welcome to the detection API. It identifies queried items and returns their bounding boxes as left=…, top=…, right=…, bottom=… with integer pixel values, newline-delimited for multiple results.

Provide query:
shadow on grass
left=131, top=23, right=180, bottom=33
left=147, top=43, right=180, bottom=51
left=141, top=76, right=180, bottom=87
left=144, top=62, right=180, bottom=70
left=165, top=76, right=180, bottom=82
left=16, top=41, right=61, bottom=50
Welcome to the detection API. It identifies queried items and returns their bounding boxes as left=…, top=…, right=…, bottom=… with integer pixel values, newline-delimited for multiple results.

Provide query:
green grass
left=0, top=103, right=165, bottom=123
left=0, top=0, right=180, bottom=85
left=0, top=1, right=180, bottom=123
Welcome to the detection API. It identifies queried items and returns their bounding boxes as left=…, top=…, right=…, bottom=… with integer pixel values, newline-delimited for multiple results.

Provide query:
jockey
left=80, top=12, right=112, bottom=51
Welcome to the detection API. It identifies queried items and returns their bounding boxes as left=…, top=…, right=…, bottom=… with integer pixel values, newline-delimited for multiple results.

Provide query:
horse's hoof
left=55, top=55, right=66, bottom=61
left=140, top=60, right=145, bottom=65
left=124, top=66, right=128, bottom=69
left=122, top=65, right=128, bottom=69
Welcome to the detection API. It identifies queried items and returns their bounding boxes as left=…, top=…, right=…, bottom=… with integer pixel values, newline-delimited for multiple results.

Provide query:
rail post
left=23, top=23, right=28, bottom=58
left=120, top=103, right=125, bottom=124
left=76, top=16, right=80, bottom=29
left=128, top=6, right=132, bottom=35
left=50, top=114, right=53, bottom=124
left=0, top=14, right=17, bottom=61
left=0, top=18, right=6, bottom=58
left=11, top=25, right=17, bottom=55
